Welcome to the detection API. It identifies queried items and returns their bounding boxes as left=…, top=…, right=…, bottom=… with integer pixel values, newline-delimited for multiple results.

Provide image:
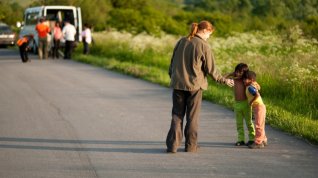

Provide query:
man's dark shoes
left=235, top=141, right=245, bottom=146
left=185, top=145, right=199, bottom=153
left=166, top=148, right=177, bottom=153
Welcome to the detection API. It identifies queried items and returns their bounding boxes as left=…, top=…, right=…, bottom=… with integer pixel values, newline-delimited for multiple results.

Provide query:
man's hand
left=225, top=79, right=234, bottom=87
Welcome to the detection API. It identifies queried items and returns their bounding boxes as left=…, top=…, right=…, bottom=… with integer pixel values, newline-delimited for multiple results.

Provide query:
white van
left=19, top=5, right=82, bottom=53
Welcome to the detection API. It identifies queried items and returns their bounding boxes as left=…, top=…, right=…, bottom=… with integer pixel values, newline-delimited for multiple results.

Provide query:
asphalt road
left=0, top=48, right=317, bottom=178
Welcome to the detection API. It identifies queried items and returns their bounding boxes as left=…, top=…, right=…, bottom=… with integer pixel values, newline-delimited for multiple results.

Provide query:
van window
left=46, top=9, right=75, bottom=26
left=25, top=12, right=39, bottom=25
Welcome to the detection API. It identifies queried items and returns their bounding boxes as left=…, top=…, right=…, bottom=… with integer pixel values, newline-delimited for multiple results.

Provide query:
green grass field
left=74, top=30, right=318, bottom=144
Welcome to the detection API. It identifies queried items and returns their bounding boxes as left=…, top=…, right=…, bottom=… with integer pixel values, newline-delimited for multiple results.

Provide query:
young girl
left=243, top=71, right=268, bottom=149
left=53, top=22, right=62, bottom=59
left=225, top=63, right=255, bottom=146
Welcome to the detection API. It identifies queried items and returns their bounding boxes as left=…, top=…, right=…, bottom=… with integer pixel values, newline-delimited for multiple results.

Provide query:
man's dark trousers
left=64, top=40, right=74, bottom=59
left=166, top=89, right=202, bottom=152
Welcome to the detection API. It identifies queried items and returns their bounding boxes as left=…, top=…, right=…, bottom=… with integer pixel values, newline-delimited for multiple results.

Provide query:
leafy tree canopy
left=2, top=0, right=318, bottom=38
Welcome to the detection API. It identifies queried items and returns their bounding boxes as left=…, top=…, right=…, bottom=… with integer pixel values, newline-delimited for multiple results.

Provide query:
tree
left=0, top=1, right=24, bottom=29
left=78, top=0, right=111, bottom=31
left=6, top=0, right=318, bottom=38
left=110, top=0, right=147, bottom=9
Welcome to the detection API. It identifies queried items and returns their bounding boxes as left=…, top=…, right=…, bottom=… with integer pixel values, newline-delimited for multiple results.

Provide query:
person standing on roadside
left=17, top=34, right=34, bottom=63
left=35, top=17, right=50, bottom=60
left=166, top=20, right=234, bottom=153
left=53, top=21, right=62, bottom=59
left=62, top=20, right=76, bottom=59
left=81, top=23, right=92, bottom=54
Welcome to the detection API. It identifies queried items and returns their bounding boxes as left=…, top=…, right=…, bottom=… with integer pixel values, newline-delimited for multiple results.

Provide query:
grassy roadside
left=73, top=30, right=318, bottom=145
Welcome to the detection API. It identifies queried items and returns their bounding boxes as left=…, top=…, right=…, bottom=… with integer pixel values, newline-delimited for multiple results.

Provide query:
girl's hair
left=187, top=20, right=214, bottom=40
left=243, top=71, right=257, bottom=80
left=235, top=63, right=249, bottom=73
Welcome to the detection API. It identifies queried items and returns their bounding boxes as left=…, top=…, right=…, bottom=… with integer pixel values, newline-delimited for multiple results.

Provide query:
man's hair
left=243, top=71, right=256, bottom=80
left=39, top=17, right=45, bottom=23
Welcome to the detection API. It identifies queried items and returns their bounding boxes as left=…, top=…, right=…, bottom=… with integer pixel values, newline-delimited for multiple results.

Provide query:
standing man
left=81, top=23, right=92, bottom=54
left=166, top=21, right=234, bottom=153
left=62, top=20, right=76, bottom=59
left=35, top=17, right=50, bottom=60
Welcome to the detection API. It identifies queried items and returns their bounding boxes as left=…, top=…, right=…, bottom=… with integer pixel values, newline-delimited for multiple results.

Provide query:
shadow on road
left=0, top=137, right=234, bottom=154
left=0, top=137, right=166, bottom=154
left=0, top=48, right=37, bottom=60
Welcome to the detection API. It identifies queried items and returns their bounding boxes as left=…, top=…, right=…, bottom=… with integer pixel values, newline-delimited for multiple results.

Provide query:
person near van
left=81, top=23, right=92, bottom=54
left=17, top=34, right=34, bottom=63
left=166, top=21, right=234, bottom=153
left=35, top=17, right=50, bottom=60
left=53, top=22, right=63, bottom=59
left=62, top=20, right=76, bottom=59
